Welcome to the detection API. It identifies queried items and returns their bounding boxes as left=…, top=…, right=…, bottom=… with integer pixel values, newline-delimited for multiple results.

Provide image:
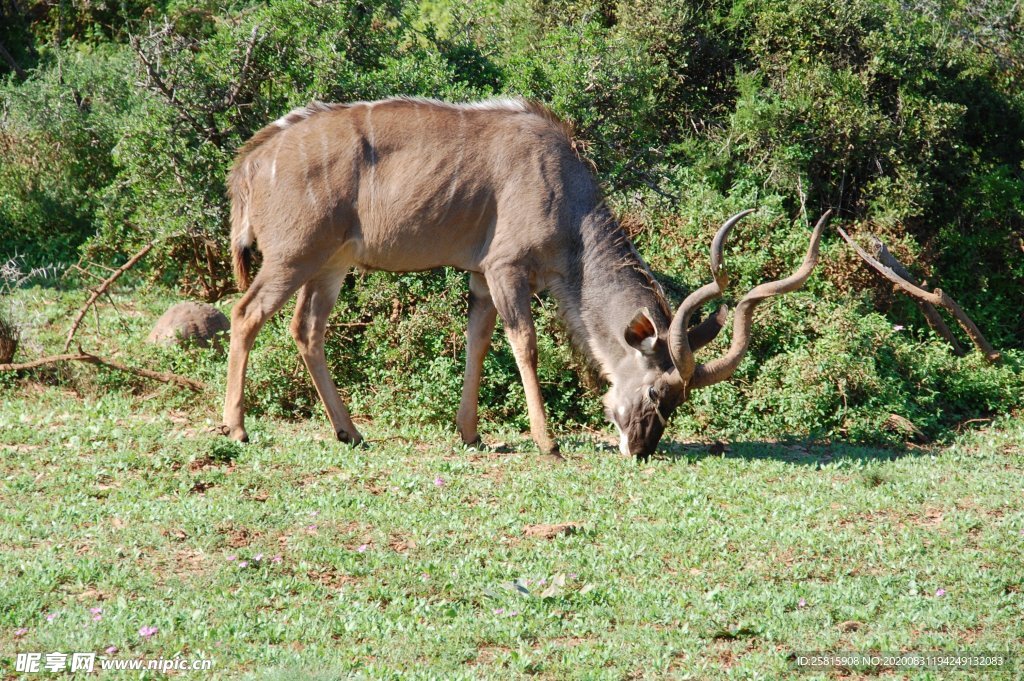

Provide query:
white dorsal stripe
left=270, top=97, right=533, bottom=132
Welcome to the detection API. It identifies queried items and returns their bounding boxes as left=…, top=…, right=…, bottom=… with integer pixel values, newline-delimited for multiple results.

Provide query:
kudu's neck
left=547, top=207, right=673, bottom=379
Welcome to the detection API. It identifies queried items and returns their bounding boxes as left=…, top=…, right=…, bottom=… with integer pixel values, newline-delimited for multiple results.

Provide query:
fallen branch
left=64, top=242, right=154, bottom=351
left=867, top=236, right=965, bottom=356
left=838, top=228, right=1001, bottom=363
left=0, top=349, right=206, bottom=391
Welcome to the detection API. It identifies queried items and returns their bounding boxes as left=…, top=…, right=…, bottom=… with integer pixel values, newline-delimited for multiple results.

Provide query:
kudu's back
left=228, top=97, right=595, bottom=288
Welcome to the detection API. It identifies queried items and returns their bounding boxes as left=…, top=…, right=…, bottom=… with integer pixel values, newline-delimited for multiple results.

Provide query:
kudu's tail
left=227, top=154, right=257, bottom=292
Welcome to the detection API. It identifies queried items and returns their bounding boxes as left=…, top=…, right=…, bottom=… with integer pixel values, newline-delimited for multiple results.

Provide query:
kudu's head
left=603, top=209, right=831, bottom=459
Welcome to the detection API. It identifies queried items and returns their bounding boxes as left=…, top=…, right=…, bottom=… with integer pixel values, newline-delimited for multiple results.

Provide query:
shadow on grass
left=656, top=437, right=925, bottom=467
left=556, top=431, right=926, bottom=468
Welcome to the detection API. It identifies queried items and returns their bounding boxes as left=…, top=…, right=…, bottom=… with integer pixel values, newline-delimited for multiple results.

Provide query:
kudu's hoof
left=337, top=430, right=364, bottom=447
left=222, top=425, right=249, bottom=443
left=540, top=442, right=565, bottom=463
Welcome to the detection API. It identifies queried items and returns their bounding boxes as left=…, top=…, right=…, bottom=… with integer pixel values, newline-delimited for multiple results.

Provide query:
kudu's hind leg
left=457, top=273, right=497, bottom=446
left=290, top=273, right=363, bottom=444
left=487, top=272, right=558, bottom=455
left=223, top=265, right=308, bottom=442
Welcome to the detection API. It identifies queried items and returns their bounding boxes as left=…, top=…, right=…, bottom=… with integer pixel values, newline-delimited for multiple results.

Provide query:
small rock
left=148, top=302, right=229, bottom=348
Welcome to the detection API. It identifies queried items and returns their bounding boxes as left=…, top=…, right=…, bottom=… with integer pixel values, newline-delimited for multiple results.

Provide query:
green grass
left=1, top=385, right=1022, bottom=679
left=1, top=285, right=1022, bottom=678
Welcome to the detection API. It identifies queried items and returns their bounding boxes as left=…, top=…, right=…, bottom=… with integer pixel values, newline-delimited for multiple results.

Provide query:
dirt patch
left=307, top=568, right=360, bottom=590
left=172, top=548, right=208, bottom=577
left=916, top=507, right=945, bottom=528
left=162, top=527, right=189, bottom=541
left=217, top=524, right=261, bottom=548
left=189, top=456, right=235, bottom=473
left=0, top=443, right=41, bottom=453
left=298, top=467, right=342, bottom=487
left=245, top=489, right=270, bottom=502
left=524, top=522, right=585, bottom=539
left=388, top=533, right=416, bottom=553
left=469, top=644, right=512, bottom=667
left=190, top=479, right=215, bottom=494
left=547, top=636, right=590, bottom=649
left=73, top=587, right=112, bottom=602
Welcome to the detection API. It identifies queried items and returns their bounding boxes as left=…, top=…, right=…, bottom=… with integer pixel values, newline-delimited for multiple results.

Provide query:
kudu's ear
left=624, top=308, right=658, bottom=355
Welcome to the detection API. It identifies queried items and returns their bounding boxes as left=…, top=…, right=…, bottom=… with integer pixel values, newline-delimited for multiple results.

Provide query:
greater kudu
left=222, top=97, right=828, bottom=458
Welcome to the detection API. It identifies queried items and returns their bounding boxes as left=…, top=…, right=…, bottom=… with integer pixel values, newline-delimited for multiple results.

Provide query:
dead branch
left=0, top=349, right=206, bottom=391
left=838, top=228, right=1001, bottom=363
left=64, top=242, right=154, bottom=352
left=129, top=27, right=222, bottom=143
left=224, top=24, right=261, bottom=110
left=867, top=236, right=965, bottom=356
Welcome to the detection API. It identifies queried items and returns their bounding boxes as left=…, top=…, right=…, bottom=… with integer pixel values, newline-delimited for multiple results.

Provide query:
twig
left=224, top=24, right=261, bottom=110
left=129, top=29, right=222, bottom=143
left=838, top=228, right=1001, bottom=363
left=0, top=349, right=205, bottom=391
left=64, top=242, right=154, bottom=351
left=867, top=236, right=965, bottom=356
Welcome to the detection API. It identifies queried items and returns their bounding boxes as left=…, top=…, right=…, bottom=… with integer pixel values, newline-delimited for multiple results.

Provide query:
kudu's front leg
left=487, top=272, right=559, bottom=456
left=457, top=273, right=497, bottom=446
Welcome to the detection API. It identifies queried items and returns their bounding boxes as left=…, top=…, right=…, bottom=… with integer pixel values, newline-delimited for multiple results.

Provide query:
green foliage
left=0, top=44, right=141, bottom=266
left=677, top=298, right=1022, bottom=445
left=1, top=0, right=1022, bottom=445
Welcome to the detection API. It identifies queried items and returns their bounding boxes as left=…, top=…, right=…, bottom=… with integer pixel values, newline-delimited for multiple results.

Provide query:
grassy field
left=1, top=387, right=1023, bottom=679
left=1, top=287, right=1023, bottom=679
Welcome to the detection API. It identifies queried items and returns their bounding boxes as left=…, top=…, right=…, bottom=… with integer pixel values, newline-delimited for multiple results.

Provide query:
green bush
left=0, top=44, right=141, bottom=266
left=1, top=0, right=1021, bottom=446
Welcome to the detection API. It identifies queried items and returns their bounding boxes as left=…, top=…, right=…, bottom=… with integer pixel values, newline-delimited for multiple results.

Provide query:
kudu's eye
left=647, top=386, right=659, bottom=402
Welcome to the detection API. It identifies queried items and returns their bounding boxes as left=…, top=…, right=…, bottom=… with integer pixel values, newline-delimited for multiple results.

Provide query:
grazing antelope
left=222, top=96, right=829, bottom=458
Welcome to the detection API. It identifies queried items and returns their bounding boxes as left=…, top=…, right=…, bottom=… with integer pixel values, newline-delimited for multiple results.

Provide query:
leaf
left=499, top=581, right=531, bottom=597
left=540, top=583, right=561, bottom=599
